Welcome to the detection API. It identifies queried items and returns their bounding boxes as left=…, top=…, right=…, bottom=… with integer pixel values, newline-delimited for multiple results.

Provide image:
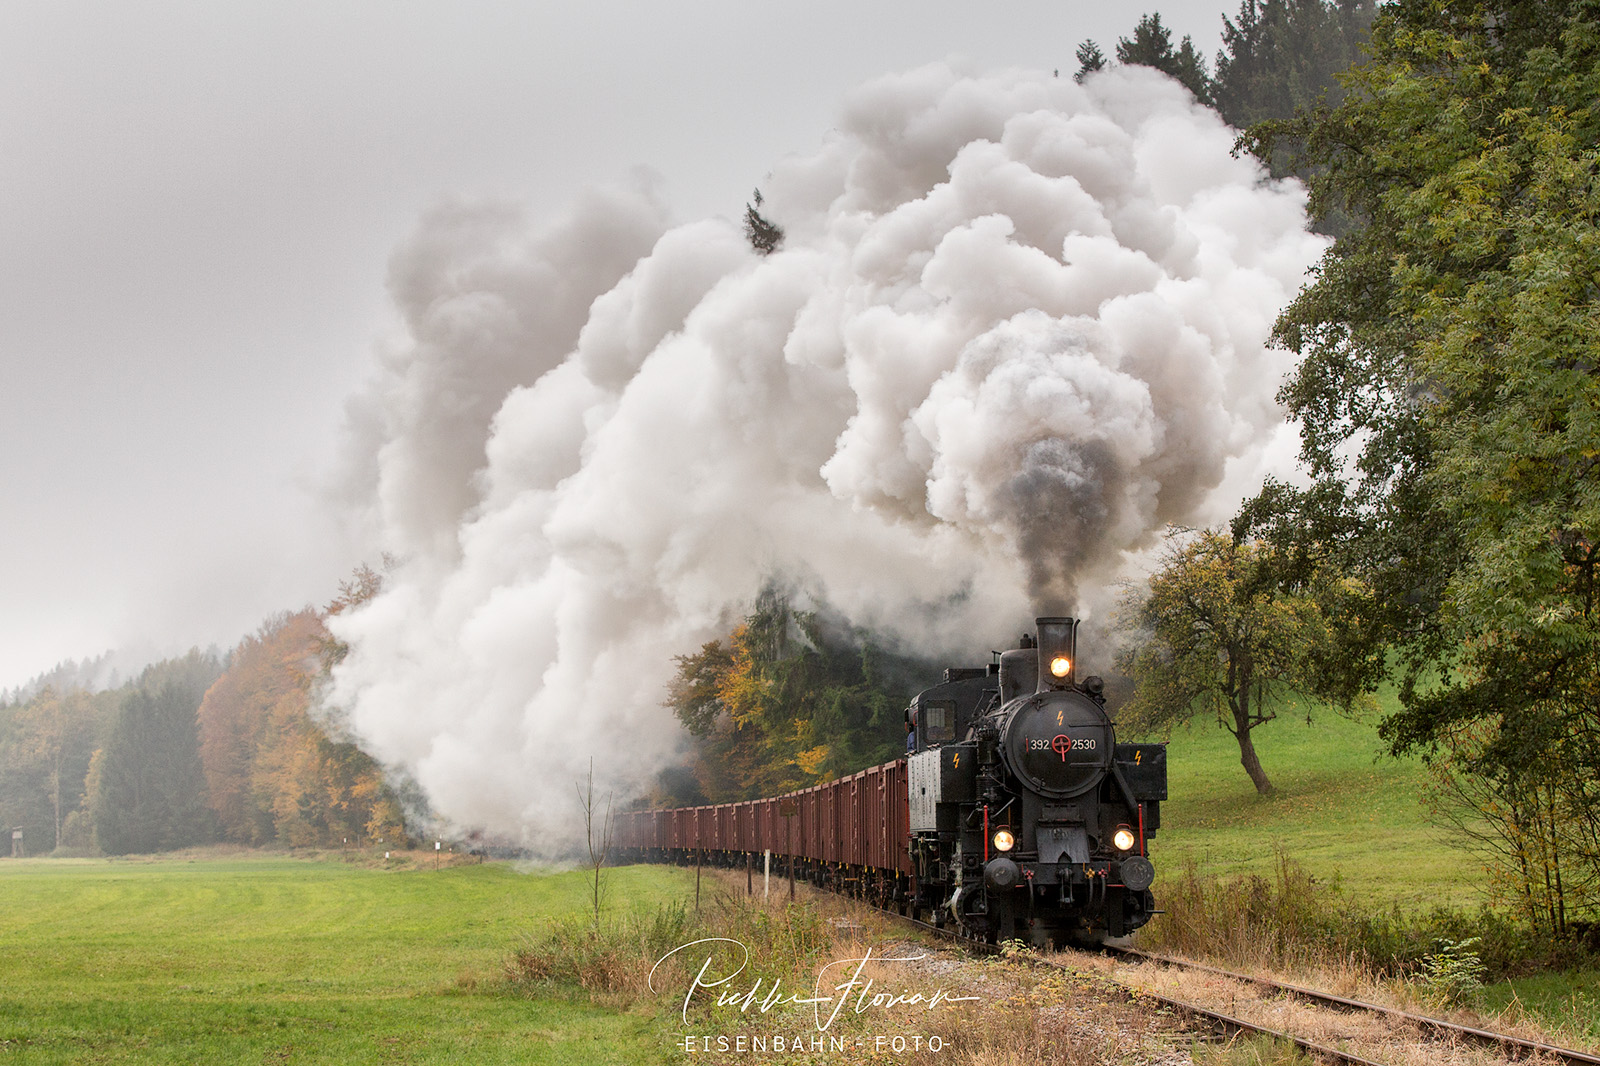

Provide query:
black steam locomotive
left=615, top=616, right=1165, bottom=947
left=905, top=617, right=1165, bottom=945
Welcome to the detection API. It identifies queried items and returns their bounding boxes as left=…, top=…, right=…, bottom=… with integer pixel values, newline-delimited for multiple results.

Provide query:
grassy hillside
left=0, top=853, right=697, bottom=1064
left=1147, top=697, right=1481, bottom=911
left=1141, top=706, right=1600, bottom=1044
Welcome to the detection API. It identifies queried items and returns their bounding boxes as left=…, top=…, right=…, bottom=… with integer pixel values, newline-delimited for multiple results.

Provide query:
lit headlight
left=992, top=829, right=1016, bottom=852
left=1112, top=827, right=1137, bottom=852
left=1050, top=656, right=1071, bottom=678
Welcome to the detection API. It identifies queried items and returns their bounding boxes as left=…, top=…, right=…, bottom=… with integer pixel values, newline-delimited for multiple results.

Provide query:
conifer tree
left=1074, top=40, right=1106, bottom=82
left=1116, top=13, right=1214, bottom=104
left=93, top=651, right=219, bottom=854
left=1211, top=0, right=1375, bottom=134
left=743, top=189, right=783, bottom=255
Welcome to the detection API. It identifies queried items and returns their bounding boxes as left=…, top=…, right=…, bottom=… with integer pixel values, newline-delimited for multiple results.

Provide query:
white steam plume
left=326, top=62, right=1324, bottom=850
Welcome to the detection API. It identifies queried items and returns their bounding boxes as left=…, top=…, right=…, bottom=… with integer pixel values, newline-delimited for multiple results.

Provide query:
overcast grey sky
left=0, top=0, right=1239, bottom=690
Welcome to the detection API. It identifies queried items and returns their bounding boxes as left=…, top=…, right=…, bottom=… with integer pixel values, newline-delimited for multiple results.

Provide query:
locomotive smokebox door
left=1035, top=616, right=1079, bottom=690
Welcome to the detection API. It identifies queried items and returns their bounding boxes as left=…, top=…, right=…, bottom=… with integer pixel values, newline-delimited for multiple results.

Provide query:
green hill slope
left=1147, top=705, right=1481, bottom=910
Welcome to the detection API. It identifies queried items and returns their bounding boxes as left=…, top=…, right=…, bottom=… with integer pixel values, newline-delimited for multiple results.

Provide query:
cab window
left=921, top=700, right=956, bottom=744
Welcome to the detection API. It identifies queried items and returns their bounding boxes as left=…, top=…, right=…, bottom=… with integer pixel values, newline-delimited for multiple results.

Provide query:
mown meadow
left=0, top=855, right=697, bottom=1064
left=0, top=854, right=1004, bottom=1064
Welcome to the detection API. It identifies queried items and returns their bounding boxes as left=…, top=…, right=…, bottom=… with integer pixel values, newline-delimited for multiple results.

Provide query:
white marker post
left=764, top=849, right=771, bottom=900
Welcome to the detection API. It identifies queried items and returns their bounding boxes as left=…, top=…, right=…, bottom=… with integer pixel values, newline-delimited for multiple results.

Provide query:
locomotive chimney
left=1035, top=616, right=1078, bottom=691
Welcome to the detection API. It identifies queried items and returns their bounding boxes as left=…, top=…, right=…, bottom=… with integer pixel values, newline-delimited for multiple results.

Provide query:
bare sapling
left=576, top=757, right=614, bottom=932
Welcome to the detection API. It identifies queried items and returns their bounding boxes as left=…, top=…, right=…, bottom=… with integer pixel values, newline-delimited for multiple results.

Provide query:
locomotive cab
left=906, top=667, right=995, bottom=755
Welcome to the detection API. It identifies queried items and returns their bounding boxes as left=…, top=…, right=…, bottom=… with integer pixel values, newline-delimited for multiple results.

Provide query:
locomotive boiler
left=905, top=616, right=1165, bottom=944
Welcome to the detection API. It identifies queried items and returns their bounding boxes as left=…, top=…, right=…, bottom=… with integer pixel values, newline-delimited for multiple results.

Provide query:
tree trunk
left=1233, top=707, right=1276, bottom=796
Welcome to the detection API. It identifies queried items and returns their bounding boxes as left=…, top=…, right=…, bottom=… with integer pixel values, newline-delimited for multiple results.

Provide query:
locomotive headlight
left=1049, top=655, right=1071, bottom=678
left=992, top=829, right=1016, bottom=852
left=1112, top=826, right=1137, bottom=852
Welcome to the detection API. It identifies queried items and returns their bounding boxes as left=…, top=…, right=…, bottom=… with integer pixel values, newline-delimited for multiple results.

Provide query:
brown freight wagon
left=615, top=757, right=915, bottom=910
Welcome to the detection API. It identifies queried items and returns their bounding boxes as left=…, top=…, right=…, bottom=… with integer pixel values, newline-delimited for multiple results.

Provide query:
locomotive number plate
left=1028, top=734, right=1097, bottom=755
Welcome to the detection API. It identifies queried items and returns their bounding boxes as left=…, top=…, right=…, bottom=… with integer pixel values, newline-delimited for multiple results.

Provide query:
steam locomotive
left=615, top=617, right=1166, bottom=946
left=907, top=616, right=1164, bottom=944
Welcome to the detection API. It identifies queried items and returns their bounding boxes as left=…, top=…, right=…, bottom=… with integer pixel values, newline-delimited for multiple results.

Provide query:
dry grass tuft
left=919, top=964, right=1180, bottom=1066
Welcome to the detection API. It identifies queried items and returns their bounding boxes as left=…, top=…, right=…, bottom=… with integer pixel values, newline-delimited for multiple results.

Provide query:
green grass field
left=0, top=706, right=1591, bottom=1061
left=1152, top=704, right=1470, bottom=909
left=0, top=854, right=697, bottom=1064
left=1150, top=697, right=1600, bottom=1041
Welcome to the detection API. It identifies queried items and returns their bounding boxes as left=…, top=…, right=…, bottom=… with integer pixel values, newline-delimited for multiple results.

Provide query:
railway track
left=889, top=909, right=1598, bottom=1066
left=890, top=913, right=1385, bottom=1064
left=1105, top=947, right=1600, bottom=1066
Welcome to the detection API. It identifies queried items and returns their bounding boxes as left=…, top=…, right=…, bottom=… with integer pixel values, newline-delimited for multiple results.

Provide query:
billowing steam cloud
left=326, top=62, right=1324, bottom=848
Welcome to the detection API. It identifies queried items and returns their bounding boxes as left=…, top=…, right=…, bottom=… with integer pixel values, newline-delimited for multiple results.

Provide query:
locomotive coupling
left=984, top=856, right=1023, bottom=890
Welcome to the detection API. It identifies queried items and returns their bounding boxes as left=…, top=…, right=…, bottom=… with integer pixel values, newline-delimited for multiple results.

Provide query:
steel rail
left=1133, top=986, right=1392, bottom=1066
left=893, top=913, right=997, bottom=955
left=1109, top=947, right=1600, bottom=1066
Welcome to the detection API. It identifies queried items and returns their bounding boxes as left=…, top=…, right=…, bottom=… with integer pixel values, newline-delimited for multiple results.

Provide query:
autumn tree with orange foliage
left=195, top=565, right=408, bottom=848
left=199, top=610, right=322, bottom=843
